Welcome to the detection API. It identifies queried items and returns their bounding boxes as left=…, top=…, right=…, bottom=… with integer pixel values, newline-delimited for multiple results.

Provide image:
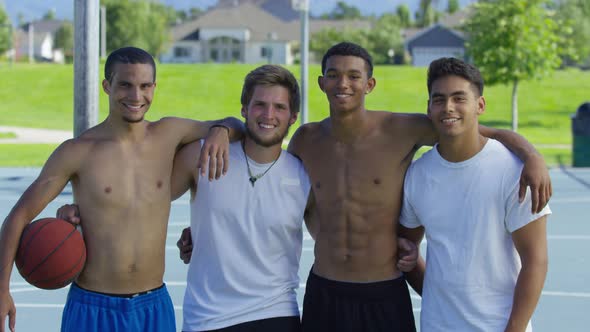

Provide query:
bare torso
left=292, top=111, right=432, bottom=281
left=68, top=122, right=179, bottom=293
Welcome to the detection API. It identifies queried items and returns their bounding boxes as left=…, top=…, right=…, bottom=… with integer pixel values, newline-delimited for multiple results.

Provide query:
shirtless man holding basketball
left=288, top=42, right=552, bottom=331
left=0, top=47, right=241, bottom=332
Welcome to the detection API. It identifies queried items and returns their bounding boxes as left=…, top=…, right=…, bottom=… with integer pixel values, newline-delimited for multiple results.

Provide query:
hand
left=0, top=291, right=16, bottom=332
left=199, top=126, right=230, bottom=181
left=519, top=153, right=552, bottom=214
left=56, top=204, right=81, bottom=225
left=176, top=227, right=193, bottom=264
left=397, top=237, right=418, bottom=272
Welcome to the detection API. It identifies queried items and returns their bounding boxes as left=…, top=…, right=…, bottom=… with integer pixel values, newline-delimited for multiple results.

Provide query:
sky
left=3, top=0, right=476, bottom=27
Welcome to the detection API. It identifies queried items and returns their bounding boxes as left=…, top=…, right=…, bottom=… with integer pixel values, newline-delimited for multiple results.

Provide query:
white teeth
left=125, top=104, right=142, bottom=109
left=442, top=118, right=458, bottom=123
left=335, top=94, right=349, bottom=98
left=259, top=123, right=274, bottom=129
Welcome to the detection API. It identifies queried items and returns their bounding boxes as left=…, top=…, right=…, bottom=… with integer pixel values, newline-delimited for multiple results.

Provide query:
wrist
left=209, top=124, right=230, bottom=134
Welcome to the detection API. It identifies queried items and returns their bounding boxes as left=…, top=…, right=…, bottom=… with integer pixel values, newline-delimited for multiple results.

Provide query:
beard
left=123, top=114, right=144, bottom=123
left=244, top=117, right=291, bottom=147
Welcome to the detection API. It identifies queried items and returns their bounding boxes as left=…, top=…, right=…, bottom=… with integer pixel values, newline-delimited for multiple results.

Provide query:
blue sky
left=3, top=0, right=476, bottom=26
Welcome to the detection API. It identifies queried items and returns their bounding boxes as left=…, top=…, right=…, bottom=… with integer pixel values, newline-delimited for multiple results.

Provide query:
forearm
left=404, top=257, right=425, bottom=295
left=0, top=213, right=30, bottom=290
left=505, top=260, right=547, bottom=332
left=479, top=126, right=540, bottom=162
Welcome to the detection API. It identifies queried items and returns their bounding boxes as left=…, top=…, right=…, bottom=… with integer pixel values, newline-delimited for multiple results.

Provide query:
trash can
left=572, top=102, right=590, bottom=167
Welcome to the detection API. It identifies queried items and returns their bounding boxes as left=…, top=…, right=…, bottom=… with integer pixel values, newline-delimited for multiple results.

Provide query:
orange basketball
left=15, top=218, right=86, bottom=290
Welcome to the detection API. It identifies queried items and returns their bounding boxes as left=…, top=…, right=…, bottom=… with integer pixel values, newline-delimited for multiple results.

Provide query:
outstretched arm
left=505, top=216, right=548, bottom=332
left=479, top=126, right=551, bottom=213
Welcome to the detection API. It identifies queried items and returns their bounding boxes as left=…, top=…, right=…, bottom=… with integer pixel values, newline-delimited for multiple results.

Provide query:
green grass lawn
left=0, top=62, right=588, bottom=167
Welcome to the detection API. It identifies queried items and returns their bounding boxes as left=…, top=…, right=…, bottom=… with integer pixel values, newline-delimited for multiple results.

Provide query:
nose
left=128, top=87, right=141, bottom=100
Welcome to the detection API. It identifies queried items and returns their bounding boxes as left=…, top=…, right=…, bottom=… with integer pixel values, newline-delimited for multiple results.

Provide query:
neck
left=328, top=108, right=368, bottom=143
left=242, top=138, right=282, bottom=163
left=105, top=116, right=148, bottom=141
left=437, top=133, right=487, bottom=162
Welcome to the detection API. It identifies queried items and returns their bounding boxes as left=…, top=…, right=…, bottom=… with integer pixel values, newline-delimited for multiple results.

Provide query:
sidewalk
left=0, top=126, right=73, bottom=144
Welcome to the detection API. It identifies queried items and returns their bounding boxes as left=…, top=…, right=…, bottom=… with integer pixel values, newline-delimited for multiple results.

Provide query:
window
left=174, top=47, right=190, bottom=57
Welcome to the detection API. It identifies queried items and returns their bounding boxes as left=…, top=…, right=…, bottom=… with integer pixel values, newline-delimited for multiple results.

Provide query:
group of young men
left=0, top=42, right=551, bottom=332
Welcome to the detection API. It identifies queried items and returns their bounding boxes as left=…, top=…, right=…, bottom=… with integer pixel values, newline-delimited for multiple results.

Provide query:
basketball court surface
left=2, top=166, right=589, bottom=331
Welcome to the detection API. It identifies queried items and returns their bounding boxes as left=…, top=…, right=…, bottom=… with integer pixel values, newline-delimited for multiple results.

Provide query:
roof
left=405, top=24, right=465, bottom=49
left=171, top=3, right=371, bottom=43
left=214, top=0, right=300, bottom=22
left=20, top=20, right=67, bottom=35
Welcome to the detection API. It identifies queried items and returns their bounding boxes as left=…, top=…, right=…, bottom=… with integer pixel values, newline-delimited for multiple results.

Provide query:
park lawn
left=0, top=144, right=58, bottom=167
left=0, top=62, right=587, bottom=166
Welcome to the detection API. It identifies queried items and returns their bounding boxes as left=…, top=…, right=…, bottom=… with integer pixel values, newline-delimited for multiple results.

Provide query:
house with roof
left=404, top=9, right=470, bottom=67
left=160, top=0, right=369, bottom=65
left=14, top=20, right=67, bottom=63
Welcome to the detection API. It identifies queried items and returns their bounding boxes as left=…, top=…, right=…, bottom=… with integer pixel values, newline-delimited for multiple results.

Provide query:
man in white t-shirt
left=400, top=57, right=551, bottom=332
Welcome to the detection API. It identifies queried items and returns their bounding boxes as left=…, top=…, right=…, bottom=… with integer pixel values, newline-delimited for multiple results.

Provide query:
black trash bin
left=572, top=102, right=590, bottom=167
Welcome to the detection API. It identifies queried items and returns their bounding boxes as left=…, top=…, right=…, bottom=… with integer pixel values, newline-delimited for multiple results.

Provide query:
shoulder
left=288, top=119, right=326, bottom=156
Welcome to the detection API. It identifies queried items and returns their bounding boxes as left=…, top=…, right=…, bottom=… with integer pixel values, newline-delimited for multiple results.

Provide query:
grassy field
left=0, top=62, right=588, bottom=166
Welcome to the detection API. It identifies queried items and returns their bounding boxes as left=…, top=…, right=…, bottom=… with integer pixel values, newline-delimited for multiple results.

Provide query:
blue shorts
left=61, top=283, right=176, bottom=332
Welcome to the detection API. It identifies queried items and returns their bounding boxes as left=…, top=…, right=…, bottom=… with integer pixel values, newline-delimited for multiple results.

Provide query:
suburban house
left=160, top=0, right=369, bottom=65
left=13, top=20, right=66, bottom=63
left=404, top=9, right=470, bottom=66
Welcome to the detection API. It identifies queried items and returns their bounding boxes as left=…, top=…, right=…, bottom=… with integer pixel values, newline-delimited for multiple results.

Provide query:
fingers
left=9, top=309, right=15, bottom=332
left=518, top=177, right=527, bottom=203
left=56, top=204, right=81, bottom=225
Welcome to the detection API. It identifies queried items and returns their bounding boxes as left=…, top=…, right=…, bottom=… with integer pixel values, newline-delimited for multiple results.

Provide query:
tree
left=101, top=0, right=173, bottom=57
left=447, top=0, right=460, bottom=14
left=0, top=6, right=11, bottom=55
left=320, top=1, right=362, bottom=20
left=463, top=0, right=572, bottom=131
left=553, top=0, right=590, bottom=66
left=43, top=9, right=57, bottom=20
left=415, top=0, right=438, bottom=27
left=395, top=4, right=412, bottom=28
left=54, top=22, right=74, bottom=61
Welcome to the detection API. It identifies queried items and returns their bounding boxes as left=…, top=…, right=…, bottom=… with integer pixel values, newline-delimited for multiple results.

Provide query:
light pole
left=292, top=0, right=309, bottom=124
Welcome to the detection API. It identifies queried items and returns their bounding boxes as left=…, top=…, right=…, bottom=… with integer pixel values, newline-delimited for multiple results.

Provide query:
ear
left=102, top=79, right=110, bottom=94
left=289, top=111, right=298, bottom=125
left=240, top=106, right=247, bottom=119
left=426, top=99, right=432, bottom=119
left=317, top=76, right=325, bottom=93
left=477, top=96, right=486, bottom=116
left=365, top=77, right=376, bottom=94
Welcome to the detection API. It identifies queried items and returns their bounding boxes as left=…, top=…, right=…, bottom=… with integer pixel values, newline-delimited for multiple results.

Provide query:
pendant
left=249, top=177, right=257, bottom=187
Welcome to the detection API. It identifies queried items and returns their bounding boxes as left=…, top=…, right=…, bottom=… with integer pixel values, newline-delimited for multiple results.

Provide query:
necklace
left=242, top=141, right=280, bottom=187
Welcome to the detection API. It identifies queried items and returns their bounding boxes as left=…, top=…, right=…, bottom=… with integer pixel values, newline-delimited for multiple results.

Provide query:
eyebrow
left=431, top=90, right=468, bottom=98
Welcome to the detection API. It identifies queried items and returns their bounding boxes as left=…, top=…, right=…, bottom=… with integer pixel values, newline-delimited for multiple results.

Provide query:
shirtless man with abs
left=288, top=42, right=551, bottom=332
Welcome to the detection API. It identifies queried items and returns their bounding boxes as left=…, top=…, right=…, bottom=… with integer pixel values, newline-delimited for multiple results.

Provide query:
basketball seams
left=31, top=249, right=86, bottom=289
left=16, top=218, right=57, bottom=270
left=23, top=227, right=78, bottom=278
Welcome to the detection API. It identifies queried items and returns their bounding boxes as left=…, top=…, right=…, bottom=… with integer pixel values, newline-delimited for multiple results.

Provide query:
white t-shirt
left=400, top=139, right=551, bottom=332
left=182, top=141, right=311, bottom=331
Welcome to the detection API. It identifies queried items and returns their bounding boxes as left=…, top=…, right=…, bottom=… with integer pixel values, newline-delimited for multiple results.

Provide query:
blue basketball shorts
left=61, top=282, right=176, bottom=332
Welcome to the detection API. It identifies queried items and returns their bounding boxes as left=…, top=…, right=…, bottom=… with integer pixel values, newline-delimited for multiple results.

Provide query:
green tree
left=101, top=0, right=172, bottom=57
left=43, top=9, right=56, bottom=20
left=54, top=22, right=74, bottom=60
left=320, top=1, right=362, bottom=20
left=554, top=0, right=590, bottom=66
left=0, top=6, right=11, bottom=55
left=463, top=0, right=572, bottom=131
left=395, top=4, right=412, bottom=27
left=415, top=0, right=437, bottom=27
left=447, top=0, right=460, bottom=14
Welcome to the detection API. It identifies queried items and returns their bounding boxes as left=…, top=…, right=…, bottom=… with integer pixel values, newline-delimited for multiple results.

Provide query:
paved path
left=0, top=126, right=72, bottom=144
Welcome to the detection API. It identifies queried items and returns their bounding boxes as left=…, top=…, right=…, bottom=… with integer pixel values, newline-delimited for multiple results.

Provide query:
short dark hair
left=321, top=42, right=373, bottom=78
left=104, top=47, right=156, bottom=83
left=241, top=65, right=301, bottom=114
left=427, top=57, right=484, bottom=96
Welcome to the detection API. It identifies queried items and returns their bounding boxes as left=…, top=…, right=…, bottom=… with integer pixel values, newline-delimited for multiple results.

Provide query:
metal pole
left=100, top=5, right=106, bottom=59
left=74, top=0, right=100, bottom=137
left=28, top=24, right=33, bottom=63
left=299, top=0, right=309, bottom=124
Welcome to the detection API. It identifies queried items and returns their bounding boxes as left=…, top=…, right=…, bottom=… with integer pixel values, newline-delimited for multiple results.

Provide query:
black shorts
left=301, top=270, right=416, bottom=332
left=200, top=316, right=301, bottom=332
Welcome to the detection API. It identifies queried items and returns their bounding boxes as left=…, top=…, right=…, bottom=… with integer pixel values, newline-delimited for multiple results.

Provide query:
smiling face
left=241, top=85, right=297, bottom=147
left=428, top=75, right=485, bottom=139
left=318, top=55, right=375, bottom=114
left=102, top=63, right=156, bottom=123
